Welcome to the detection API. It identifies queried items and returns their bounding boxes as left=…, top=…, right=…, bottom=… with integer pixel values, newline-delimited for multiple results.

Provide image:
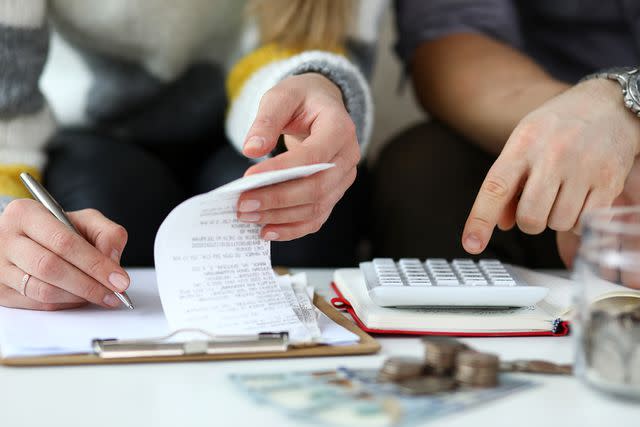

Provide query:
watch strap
left=580, top=67, right=640, bottom=116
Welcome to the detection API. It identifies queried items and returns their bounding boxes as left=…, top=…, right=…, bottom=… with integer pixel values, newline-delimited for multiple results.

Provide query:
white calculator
left=359, top=258, right=548, bottom=308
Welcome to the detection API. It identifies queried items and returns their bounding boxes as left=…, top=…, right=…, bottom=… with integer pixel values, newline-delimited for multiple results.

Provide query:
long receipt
left=154, top=163, right=335, bottom=343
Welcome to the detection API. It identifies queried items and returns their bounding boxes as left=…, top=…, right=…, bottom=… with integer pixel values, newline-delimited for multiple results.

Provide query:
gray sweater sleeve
left=0, top=1, right=55, bottom=211
left=0, top=24, right=49, bottom=118
left=287, top=55, right=373, bottom=152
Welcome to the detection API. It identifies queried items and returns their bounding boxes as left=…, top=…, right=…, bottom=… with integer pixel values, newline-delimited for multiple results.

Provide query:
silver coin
left=457, top=351, right=499, bottom=368
left=378, top=356, right=426, bottom=382
left=397, top=376, right=458, bottom=395
left=423, top=337, right=469, bottom=374
left=455, top=366, right=499, bottom=387
left=455, top=351, right=499, bottom=388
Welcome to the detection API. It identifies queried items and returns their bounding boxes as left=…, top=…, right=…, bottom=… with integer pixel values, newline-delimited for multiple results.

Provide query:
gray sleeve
left=0, top=15, right=52, bottom=213
left=288, top=56, right=373, bottom=151
left=0, top=23, right=49, bottom=119
left=394, top=0, right=523, bottom=65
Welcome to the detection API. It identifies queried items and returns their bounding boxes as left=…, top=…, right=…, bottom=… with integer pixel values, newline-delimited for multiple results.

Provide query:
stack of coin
left=455, top=350, right=500, bottom=388
left=422, top=337, right=469, bottom=375
left=378, top=356, right=426, bottom=382
left=585, top=299, right=640, bottom=387
left=397, top=376, right=458, bottom=395
left=379, top=336, right=574, bottom=395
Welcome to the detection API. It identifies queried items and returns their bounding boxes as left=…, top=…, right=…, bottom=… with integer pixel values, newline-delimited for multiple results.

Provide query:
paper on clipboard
left=0, top=164, right=359, bottom=358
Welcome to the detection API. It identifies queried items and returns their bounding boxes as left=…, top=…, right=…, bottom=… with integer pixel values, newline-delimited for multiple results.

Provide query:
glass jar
left=574, top=206, right=640, bottom=400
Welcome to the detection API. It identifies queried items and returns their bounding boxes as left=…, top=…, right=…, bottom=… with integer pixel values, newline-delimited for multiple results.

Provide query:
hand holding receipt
left=0, top=173, right=135, bottom=310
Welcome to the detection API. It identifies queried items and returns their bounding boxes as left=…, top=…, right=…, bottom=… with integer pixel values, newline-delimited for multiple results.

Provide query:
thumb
left=243, top=87, right=302, bottom=158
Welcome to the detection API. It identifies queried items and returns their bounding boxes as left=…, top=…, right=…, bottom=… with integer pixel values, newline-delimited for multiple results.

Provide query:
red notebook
left=330, top=267, right=571, bottom=337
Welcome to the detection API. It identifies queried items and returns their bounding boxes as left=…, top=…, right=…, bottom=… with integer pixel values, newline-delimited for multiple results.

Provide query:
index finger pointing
left=463, top=160, right=525, bottom=254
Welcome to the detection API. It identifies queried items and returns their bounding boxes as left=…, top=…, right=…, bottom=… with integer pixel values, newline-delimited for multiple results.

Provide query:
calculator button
left=379, top=278, right=403, bottom=286
left=452, top=259, right=476, bottom=266
left=434, top=278, right=461, bottom=286
left=407, top=279, right=431, bottom=286
left=489, top=278, right=516, bottom=286
left=479, top=259, right=502, bottom=265
left=399, top=258, right=422, bottom=266
left=461, top=277, right=488, bottom=286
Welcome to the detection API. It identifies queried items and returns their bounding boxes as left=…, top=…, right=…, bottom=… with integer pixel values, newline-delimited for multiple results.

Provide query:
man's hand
left=556, top=155, right=640, bottom=269
left=462, top=78, right=640, bottom=254
left=237, top=73, right=360, bottom=241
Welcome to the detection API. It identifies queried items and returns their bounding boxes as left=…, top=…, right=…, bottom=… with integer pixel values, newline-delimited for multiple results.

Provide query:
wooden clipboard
left=0, top=294, right=380, bottom=367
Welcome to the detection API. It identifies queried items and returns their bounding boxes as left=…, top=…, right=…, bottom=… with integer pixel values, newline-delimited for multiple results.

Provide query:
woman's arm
left=223, top=0, right=384, bottom=241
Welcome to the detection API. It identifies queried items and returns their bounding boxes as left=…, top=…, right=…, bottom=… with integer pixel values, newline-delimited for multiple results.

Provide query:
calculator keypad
left=370, top=258, right=517, bottom=288
left=359, top=258, right=546, bottom=307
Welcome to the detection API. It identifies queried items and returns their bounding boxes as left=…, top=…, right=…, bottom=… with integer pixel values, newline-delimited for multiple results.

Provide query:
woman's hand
left=462, top=79, right=640, bottom=254
left=237, top=73, right=360, bottom=241
left=0, top=200, right=130, bottom=310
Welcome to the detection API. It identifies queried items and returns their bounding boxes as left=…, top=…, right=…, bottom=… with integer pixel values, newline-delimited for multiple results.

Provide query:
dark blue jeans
left=44, top=128, right=369, bottom=267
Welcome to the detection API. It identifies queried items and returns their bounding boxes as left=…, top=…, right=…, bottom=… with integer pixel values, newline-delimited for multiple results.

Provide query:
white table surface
left=0, top=268, right=638, bottom=427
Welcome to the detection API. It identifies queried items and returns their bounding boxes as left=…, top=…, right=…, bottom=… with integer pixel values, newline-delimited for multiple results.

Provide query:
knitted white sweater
left=0, top=0, right=385, bottom=210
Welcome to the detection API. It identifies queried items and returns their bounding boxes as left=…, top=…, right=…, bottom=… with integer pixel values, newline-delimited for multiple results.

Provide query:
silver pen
left=19, top=172, right=134, bottom=310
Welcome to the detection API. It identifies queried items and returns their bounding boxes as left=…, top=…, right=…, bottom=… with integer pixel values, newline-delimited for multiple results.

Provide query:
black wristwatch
left=580, top=67, right=640, bottom=116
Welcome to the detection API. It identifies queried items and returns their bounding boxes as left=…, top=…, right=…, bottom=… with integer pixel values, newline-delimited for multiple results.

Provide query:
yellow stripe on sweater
left=0, top=165, right=42, bottom=199
left=226, top=43, right=344, bottom=102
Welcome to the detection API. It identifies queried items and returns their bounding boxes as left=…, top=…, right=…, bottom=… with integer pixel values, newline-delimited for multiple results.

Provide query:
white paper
left=0, top=270, right=357, bottom=358
left=0, top=269, right=169, bottom=357
left=153, top=164, right=334, bottom=341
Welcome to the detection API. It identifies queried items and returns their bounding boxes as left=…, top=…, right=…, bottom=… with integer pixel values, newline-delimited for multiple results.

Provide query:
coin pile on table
left=378, top=356, right=426, bottom=382
left=378, top=336, right=573, bottom=395
left=584, top=298, right=640, bottom=386
left=423, top=336, right=468, bottom=375
left=455, top=350, right=500, bottom=387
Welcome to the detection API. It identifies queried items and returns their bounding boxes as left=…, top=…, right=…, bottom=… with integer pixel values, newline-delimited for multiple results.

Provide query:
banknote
left=230, top=368, right=535, bottom=427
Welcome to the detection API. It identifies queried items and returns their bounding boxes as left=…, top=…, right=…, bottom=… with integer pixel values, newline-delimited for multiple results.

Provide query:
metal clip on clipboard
left=93, top=329, right=289, bottom=359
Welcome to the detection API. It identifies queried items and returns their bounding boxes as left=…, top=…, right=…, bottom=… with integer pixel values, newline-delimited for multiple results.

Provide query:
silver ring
left=20, top=273, right=31, bottom=297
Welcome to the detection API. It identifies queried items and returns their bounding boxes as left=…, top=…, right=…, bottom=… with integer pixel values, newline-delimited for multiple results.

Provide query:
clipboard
left=0, top=294, right=380, bottom=367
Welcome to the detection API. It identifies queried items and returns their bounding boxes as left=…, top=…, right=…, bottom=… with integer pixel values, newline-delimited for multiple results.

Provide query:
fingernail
left=244, top=136, right=265, bottom=152
left=238, top=200, right=261, bottom=212
left=110, top=249, right=120, bottom=263
left=263, top=231, right=279, bottom=241
left=464, top=234, right=483, bottom=252
left=238, top=212, right=261, bottom=222
left=103, top=293, right=121, bottom=308
left=109, top=272, right=129, bottom=291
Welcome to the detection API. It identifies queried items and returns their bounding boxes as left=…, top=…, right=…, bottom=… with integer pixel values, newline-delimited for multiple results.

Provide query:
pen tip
left=114, top=291, right=135, bottom=310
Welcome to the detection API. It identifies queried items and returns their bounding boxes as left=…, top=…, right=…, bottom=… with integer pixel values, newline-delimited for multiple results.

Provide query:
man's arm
left=395, top=0, right=640, bottom=264
left=410, top=32, right=568, bottom=155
